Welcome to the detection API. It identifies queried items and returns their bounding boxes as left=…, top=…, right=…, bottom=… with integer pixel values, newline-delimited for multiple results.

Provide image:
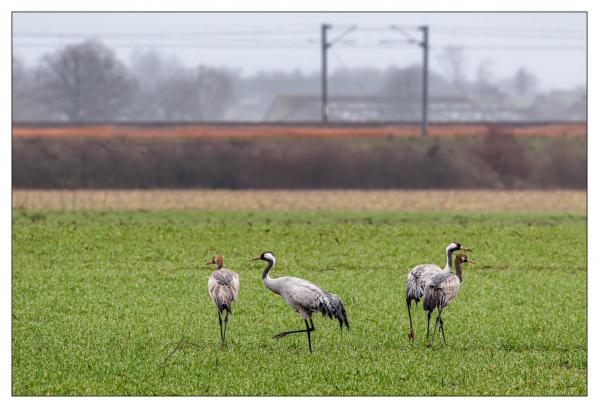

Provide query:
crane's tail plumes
left=406, top=267, right=427, bottom=304
left=210, top=286, right=236, bottom=313
left=320, top=293, right=350, bottom=330
left=406, top=277, right=423, bottom=304
left=423, top=286, right=438, bottom=312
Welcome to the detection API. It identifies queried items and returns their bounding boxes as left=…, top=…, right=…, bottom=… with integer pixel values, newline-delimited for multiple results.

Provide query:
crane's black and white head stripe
left=261, top=251, right=276, bottom=264
left=446, top=242, right=462, bottom=253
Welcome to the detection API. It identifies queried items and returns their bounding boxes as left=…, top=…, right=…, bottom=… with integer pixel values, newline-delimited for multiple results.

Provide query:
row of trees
left=13, top=41, right=235, bottom=122
left=13, top=40, right=585, bottom=122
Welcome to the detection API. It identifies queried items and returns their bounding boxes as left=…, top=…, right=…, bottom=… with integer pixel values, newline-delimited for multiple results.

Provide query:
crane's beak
left=467, top=258, right=476, bottom=264
left=462, top=247, right=472, bottom=252
left=250, top=256, right=261, bottom=261
left=205, top=261, right=213, bottom=265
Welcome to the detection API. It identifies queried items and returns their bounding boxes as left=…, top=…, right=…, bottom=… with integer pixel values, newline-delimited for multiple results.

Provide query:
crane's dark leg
left=272, top=319, right=315, bottom=352
left=223, top=309, right=230, bottom=345
left=407, top=299, right=415, bottom=341
left=217, top=309, right=224, bottom=347
left=426, top=310, right=432, bottom=340
left=439, top=309, right=446, bottom=345
left=305, top=319, right=312, bottom=353
left=272, top=326, right=310, bottom=338
left=428, top=312, right=441, bottom=348
left=272, top=320, right=315, bottom=338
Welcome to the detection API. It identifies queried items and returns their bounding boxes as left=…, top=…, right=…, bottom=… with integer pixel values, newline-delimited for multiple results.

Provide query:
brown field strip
left=12, top=189, right=586, bottom=212
left=12, top=123, right=586, bottom=139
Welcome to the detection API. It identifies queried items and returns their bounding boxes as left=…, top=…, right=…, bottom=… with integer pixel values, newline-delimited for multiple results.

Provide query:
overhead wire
left=12, top=24, right=586, bottom=52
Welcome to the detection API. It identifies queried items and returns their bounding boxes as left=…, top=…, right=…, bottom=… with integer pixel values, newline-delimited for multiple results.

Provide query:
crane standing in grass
left=405, top=242, right=470, bottom=341
left=207, top=255, right=240, bottom=347
left=423, top=253, right=475, bottom=347
left=251, top=251, right=349, bottom=353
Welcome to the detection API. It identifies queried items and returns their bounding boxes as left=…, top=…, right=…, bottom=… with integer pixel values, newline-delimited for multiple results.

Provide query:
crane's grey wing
left=428, top=271, right=452, bottom=288
left=435, top=275, right=461, bottom=307
left=406, top=263, right=443, bottom=303
left=282, top=278, right=325, bottom=309
left=218, top=268, right=239, bottom=299
left=284, top=278, right=349, bottom=329
left=208, top=268, right=239, bottom=312
left=229, top=271, right=240, bottom=299
left=211, top=269, right=234, bottom=286
left=423, top=273, right=460, bottom=311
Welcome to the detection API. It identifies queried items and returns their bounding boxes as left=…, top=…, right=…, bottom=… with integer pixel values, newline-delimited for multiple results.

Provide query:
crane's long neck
left=455, top=257, right=463, bottom=282
left=262, top=260, right=274, bottom=280
left=262, top=260, right=282, bottom=294
left=444, top=249, right=453, bottom=273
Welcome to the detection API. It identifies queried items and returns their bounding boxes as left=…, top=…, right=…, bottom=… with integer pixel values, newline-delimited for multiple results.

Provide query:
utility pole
left=419, top=25, right=429, bottom=137
left=321, top=23, right=331, bottom=122
left=390, top=24, right=430, bottom=137
left=320, top=24, right=356, bottom=123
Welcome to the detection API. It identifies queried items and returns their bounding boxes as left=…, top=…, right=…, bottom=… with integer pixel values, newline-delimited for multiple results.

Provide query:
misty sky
left=12, top=12, right=586, bottom=90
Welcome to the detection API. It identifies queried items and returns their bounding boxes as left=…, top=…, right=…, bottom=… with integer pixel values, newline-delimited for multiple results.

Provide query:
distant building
left=263, top=93, right=586, bottom=122
left=223, top=96, right=273, bottom=121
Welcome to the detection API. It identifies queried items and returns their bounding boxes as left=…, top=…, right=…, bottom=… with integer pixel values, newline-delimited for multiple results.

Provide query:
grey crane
left=423, top=253, right=475, bottom=347
left=206, top=255, right=240, bottom=347
left=405, top=242, right=470, bottom=341
left=251, top=251, right=349, bottom=353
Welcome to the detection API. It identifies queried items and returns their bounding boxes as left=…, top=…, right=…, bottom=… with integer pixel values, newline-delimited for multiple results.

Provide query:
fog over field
left=12, top=12, right=586, bottom=123
left=13, top=12, right=586, bottom=90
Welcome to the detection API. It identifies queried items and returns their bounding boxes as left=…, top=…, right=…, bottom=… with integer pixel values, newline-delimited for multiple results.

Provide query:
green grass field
left=12, top=209, right=586, bottom=395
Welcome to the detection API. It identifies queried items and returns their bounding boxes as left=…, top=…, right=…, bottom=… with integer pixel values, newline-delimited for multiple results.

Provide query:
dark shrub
left=12, top=133, right=586, bottom=189
left=473, top=126, right=532, bottom=187
left=534, top=137, right=587, bottom=188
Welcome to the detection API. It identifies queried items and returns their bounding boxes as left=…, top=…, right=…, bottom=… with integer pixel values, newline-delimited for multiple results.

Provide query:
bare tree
left=476, top=59, right=494, bottom=85
left=156, top=65, right=234, bottom=121
left=512, top=68, right=539, bottom=96
left=156, top=72, right=199, bottom=120
left=472, top=59, right=504, bottom=103
left=381, top=65, right=457, bottom=97
left=438, top=46, right=467, bottom=90
left=381, top=65, right=422, bottom=98
left=35, top=40, right=137, bottom=121
left=196, top=66, right=234, bottom=120
left=13, top=57, right=48, bottom=121
left=128, top=50, right=184, bottom=91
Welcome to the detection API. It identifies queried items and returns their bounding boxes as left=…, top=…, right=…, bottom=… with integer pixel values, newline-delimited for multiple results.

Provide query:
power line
left=389, top=25, right=421, bottom=44
left=436, top=45, right=586, bottom=50
left=13, top=25, right=584, bottom=38
left=13, top=30, right=316, bottom=39
left=436, top=31, right=585, bottom=40
left=432, top=25, right=585, bottom=33
left=13, top=38, right=585, bottom=51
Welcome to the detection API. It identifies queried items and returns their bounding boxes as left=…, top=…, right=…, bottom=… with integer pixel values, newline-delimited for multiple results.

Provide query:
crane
left=423, top=253, right=475, bottom=347
left=405, top=242, right=470, bottom=341
left=251, top=251, right=349, bottom=353
left=206, top=255, right=240, bottom=347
